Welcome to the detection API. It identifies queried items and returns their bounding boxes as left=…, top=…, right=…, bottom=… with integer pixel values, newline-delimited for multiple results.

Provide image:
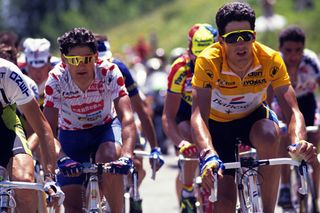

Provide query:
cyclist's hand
left=57, top=156, right=83, bottom=177
left=149, top=147, right=165, bottom=171
left=109, top=157, right=133, bottom=175
left=200, top=153, right=224, bottom=191
left=178, top=140, right=198, bottom=158
left=288, top=140, right=317, bottom=164
left=44, top=181, right=65, bottom=207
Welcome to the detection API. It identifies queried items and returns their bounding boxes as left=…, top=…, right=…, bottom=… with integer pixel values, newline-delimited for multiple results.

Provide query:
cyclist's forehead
left=224, top=21, right=251, bottom=34
left=67, top=46, right=94, bottom=56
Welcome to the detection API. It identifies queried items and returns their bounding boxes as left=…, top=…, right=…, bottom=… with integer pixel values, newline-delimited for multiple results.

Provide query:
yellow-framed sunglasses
left=63, top=54, right=95, bottom=66
left=221, top=30, right=255, bottom=44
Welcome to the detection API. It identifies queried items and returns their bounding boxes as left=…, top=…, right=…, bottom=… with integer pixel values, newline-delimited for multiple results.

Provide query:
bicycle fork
left=86, top=175, right=102, bottom=212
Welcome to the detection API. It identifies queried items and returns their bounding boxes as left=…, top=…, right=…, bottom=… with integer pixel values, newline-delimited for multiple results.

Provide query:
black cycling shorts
left=297, top=93, right=317, bottom=126
left=0, top=105, right=32, bottom=167
left=208, top=104, right=279, bottom=176
left=176, top=99, right=191, bottom=124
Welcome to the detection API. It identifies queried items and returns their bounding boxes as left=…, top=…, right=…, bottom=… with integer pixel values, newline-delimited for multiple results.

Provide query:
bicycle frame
left=81, top=162, right=137, bottom=213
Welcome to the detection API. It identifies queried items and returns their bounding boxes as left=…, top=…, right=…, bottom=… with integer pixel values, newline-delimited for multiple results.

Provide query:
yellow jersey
left=192, top=41, right=290, bottom=122
left=167, top=54, right=194, bottom=105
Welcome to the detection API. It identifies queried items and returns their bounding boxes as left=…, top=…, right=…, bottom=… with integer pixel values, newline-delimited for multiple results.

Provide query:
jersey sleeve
left=192, top=56, right=214, bottom=89
left=113, top=59, right=139, bottom=97
left=24, top=75, right=39, bottom=101
left=44, top=71, right=62, bottom=109
left=306, top=49, right=320, bottom=78
left=3, top=63, right=34, bottom=106
left=270, top=53, right=291, bottom=89
left=107, top=64, right=128, bottom=101
left=167, top=57, right=187, bottom=93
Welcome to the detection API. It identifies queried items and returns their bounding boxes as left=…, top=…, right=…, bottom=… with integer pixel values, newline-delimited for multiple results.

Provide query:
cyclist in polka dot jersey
left=43, top=27, right=136, bottom=213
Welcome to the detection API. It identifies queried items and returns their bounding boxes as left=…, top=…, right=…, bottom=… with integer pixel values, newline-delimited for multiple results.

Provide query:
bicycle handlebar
left=0, top=181, right=44, bottom=192
left=133, top=150, right=157, bottom=180
left=209, top=157, right=308, bottom=202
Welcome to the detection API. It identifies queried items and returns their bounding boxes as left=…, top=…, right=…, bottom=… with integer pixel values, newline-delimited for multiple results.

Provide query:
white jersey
left=0, top=58, right=34, bottom=107
left=293, top=49, right=320, bottom=97
left=24, top=75, right=39, bottom=101
left=44, top=60, right=128, bottom=130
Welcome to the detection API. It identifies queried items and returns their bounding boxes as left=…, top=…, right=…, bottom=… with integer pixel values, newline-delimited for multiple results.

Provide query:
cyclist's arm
left=20, top=98, right=56, bottom=175
left=130, top=93, right=158, bottom=148
left=162, top=92, right=184, bottom=147
left=114, top=95, right=136, bottom=158
left=274, top=85, right=307, bottom=143
left=191, top=86, right=216, bottom=155
left=43, top=106, right=59, bottom=137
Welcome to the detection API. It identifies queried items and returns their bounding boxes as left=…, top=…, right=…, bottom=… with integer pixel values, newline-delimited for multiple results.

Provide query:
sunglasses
left=221, top=30, right=255, bottom=44
left=63, top=54, right=95, bottom=66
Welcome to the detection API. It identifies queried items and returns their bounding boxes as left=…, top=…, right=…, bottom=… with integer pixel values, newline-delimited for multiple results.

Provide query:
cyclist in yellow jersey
left=191, top=2, right=318, bottom=213
left=162, top=23, right=217, bottom=212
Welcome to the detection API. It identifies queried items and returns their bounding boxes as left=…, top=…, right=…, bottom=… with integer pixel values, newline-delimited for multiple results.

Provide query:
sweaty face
left=279, top=41, right=304, bottom=69
left=219, top=21, right=255, bottom=66
left=62, top=46, right=97, bottom=86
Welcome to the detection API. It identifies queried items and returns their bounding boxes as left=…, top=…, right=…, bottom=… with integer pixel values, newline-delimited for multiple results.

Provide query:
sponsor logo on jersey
left=205, top=70, right=214, bottom=78
left=203, top=81, right=212, bottom=88
left=212, top=97, right=251, bottom=110
left=217, top=79, right=237, bottom=89
left=174, top=72, right=187, bottom=85
left=78, top=112, right=102, bottom=121
left=0, top=72, right=5, bottom=78
left=247, top=71, right=263, bottom=78
left=242, top=78, right=267, bottom=86
left=62, top=90, right=80, bottom=99
left=229, top=96, right=246, bottom=104
left=71, top=100, right=104, bottom=114
left=270, top=66, right=279, bottom=77
left=9, top=72, right=29, bottom=96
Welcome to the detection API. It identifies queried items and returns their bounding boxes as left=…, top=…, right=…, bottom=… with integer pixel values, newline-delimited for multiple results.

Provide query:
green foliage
left=105, top=0, right=320, bottom=58
left=2, top=0, right=320, bottom=57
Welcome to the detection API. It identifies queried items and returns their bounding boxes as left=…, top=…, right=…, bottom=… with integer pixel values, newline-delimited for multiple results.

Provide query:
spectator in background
left=134, top=35, right=150, bottom=64
left=294, top=0, right=314, bottom=11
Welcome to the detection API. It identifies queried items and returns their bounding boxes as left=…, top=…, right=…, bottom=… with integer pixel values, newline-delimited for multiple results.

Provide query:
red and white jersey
left=291, top=49, right=320, bottom=97
left=44, top=60, right=127, bottom=130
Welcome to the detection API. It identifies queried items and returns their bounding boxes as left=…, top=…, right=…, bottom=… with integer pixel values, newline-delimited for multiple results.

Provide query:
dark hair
left=216, top=2, right=256, bottom=35
left=57, top=27, right=97, bottom=55
left=0, top=44, right=17, bottom=64
left=279, top=26, right=305, bottom=47
left=0, top=31, right=19, bottom=48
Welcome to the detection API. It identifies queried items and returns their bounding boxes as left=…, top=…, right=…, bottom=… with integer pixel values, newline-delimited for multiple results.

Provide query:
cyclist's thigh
left=176, top=100, right=192, bottom=141
left=217, top=175, right=237, bottom=208
left=249, top=104, right=280, bottom=148
left=95, top=118, right=123, bottom=162
left=62, top=184, right=84, bottom=211
left=0, top=109, right=33, bottom=179
left=9, top=153, right=34, bottom=181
